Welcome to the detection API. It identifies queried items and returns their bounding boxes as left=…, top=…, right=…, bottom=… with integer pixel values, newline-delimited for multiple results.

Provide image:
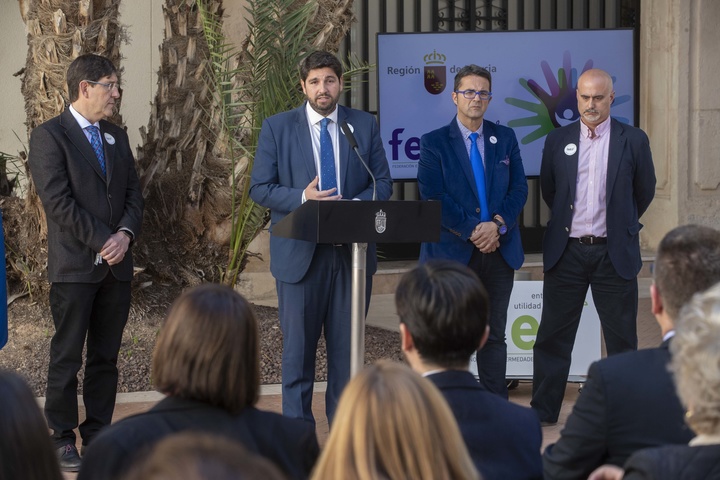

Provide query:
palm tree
left=135, top=0, right=357, bottom=286
left=7, top=0, right=358, bottom=295
left=18, top=0, right=125, bottom=132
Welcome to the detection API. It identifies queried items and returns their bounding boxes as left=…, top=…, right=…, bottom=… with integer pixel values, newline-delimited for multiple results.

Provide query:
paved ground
left=55, top=253, right=660, bottom=479
left=55, top=292, right=660, bottom=479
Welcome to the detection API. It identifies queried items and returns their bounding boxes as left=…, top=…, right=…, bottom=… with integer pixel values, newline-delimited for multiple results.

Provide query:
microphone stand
left=340, top=121, right=377, bottom=201
left=340, top=120, right=375, bottom=375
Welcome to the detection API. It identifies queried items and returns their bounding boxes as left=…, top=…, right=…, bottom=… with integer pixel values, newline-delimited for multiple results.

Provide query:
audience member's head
left=396, top=260, right=489, bottom=371
left=671, top=282, right=720, bottom=436
left=153, top=283, right=259, bottom=414
left=122, top=431, right=287, bottom=480
left=312, top=360, right=479, bottom=480
left=651, top=224, right=720, bottom=331
left=0, top=370, right=63, bottom=480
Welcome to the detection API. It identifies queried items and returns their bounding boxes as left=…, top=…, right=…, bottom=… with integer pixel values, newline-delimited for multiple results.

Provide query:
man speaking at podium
left=250, top=51, right=392, bottom=425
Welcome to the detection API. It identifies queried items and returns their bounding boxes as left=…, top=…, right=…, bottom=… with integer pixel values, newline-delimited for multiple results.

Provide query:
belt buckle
left=580, top=236, right=595, bottom=245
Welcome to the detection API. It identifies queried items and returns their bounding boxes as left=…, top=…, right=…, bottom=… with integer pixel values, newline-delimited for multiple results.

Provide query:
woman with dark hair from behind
left=79, top=283, right=319, bottom=480
left=122, top=431, right=287, bottom=480
left=0, top=370, right=63, bottom=480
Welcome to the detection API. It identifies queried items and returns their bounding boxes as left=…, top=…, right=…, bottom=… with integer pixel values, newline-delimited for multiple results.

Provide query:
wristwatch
left=492, top=217, right=508, bottom=236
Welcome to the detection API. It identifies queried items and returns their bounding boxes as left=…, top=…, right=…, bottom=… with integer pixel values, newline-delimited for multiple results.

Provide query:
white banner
left=470, top=280, right=602, bottom=380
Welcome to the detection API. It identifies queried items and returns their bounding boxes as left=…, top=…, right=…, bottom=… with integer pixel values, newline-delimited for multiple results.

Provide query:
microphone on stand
left=340, top=120, right=377, bottom=201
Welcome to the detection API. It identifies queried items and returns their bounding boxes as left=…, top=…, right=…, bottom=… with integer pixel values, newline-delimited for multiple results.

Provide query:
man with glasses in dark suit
left=28, top=53, right=143, bottom=472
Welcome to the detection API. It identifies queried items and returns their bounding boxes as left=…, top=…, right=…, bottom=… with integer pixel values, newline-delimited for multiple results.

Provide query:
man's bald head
left=576, top=68, right=615, bottom=130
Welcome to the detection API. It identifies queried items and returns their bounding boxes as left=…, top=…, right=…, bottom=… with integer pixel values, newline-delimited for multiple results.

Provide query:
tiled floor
left=60, top=296, right=660, bottom=479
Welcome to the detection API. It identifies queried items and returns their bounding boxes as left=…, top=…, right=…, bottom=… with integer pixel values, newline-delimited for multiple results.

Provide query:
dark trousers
left=468, top=249, right=515, bottom=399
left=531, top=241, right=638, bottom=422
left=276, top=244, right=372, bottom=426
left=45, top=272, right=131, bottom=448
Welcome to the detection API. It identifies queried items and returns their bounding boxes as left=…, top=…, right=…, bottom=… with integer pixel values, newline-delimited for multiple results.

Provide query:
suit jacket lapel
left=293, top=104, right=316, bottom=180
left=99, top=122, right=114, bottom=183
left=605, top=118, right=625, bottom=206
left=483, top=120, right=497, bottom=192
left=449, top=118, right=480, bottom=203
left=60, top=109, right=106, bottom=181
left=566, top=122, right=581, bottom=204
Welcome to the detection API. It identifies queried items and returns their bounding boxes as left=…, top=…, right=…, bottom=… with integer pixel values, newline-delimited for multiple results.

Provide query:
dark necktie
left=86, top=125, right=106, bottom=176
left=469, top=132, right=490, bottom=222
left=320, top=118, right=337, bottom=191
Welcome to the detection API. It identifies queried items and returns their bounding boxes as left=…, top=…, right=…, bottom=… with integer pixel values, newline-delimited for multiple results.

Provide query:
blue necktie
left=320, top=118, right=337, bottom=191
left=469, top=132, right=490, bottom=222
left=86, top=125, right=106, bottom=176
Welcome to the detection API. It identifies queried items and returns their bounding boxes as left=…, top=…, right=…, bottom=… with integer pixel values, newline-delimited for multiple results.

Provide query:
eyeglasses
left=455, top=89, right=492, bottom=100
left=84, top=80, right=121, bottom=92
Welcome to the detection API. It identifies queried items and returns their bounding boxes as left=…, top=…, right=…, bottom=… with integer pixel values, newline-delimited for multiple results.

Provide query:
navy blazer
left=78, top=396, right=320, bottom=480
left=250, top=103, right=392, bottom=284
left=540, top=118, right=655, bottom=280
left=427, top=370, right=543, bottom=480
left=417, top=118, right=528, bottom=270
left=542, top=341, right=694, bottom=480
left=28, top=109, right=144, bottom=283
left=623, top=444, right=720, bottom=480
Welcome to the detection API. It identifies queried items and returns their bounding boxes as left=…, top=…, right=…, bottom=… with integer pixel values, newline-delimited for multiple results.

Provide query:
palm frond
left=196, top=0, right=370, bottom=285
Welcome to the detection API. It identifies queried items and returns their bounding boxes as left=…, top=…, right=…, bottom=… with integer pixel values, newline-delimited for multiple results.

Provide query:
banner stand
left=469, top=280, right=601, bottom=383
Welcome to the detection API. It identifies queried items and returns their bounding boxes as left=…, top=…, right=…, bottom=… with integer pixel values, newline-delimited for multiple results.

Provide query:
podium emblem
left=375, top=209, right=387, bottom=234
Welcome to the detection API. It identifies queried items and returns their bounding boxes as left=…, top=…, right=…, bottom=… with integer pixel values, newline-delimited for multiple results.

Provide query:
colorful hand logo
left=505, top=51, right=632, bottom=146
left=505, top=51, right=592, bottom=144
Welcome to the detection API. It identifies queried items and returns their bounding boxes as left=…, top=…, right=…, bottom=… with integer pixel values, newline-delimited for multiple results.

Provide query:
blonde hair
left=152, top=284, right=259, bottom=414
left=671, top=282, right=720, bottom=435
left=312, top=361, right=480, bottom=480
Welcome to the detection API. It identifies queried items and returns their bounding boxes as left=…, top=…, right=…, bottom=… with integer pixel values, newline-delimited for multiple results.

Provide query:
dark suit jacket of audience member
left=77, top=396, right=320, bottom=480
left=542, top=341, right=694, bottom=480
left=428, top=370, right=543, bottom=480
left=622, top=444, right=720, bottom=480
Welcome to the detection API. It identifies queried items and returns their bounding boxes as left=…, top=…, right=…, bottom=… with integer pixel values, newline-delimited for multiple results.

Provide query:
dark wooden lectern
left=273, top=200, right=441, bottom=375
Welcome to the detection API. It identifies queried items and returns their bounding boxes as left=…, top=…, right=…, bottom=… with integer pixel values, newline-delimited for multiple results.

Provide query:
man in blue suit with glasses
left=417, top=64, right=528, bottom=398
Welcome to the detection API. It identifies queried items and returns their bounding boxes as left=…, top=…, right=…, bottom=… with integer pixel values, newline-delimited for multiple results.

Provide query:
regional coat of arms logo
left=375, top=209, right=387, bottom=234
left=424, top=49, right=446, bottom=95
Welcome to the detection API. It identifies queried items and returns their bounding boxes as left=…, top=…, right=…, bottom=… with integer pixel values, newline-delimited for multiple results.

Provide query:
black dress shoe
left=56, top=444, right=82, bottom=472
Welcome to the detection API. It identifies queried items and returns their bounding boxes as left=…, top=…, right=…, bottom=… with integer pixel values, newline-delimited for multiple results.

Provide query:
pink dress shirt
left=570, top=117, right=611, bottom=238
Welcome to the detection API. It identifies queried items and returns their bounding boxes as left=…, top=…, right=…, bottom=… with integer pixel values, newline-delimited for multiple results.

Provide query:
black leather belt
left=572, top=236, right=607, bottom=245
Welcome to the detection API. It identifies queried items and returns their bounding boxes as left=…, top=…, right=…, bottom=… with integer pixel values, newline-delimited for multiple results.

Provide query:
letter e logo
left=511, top=315, right=539, bottom=350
